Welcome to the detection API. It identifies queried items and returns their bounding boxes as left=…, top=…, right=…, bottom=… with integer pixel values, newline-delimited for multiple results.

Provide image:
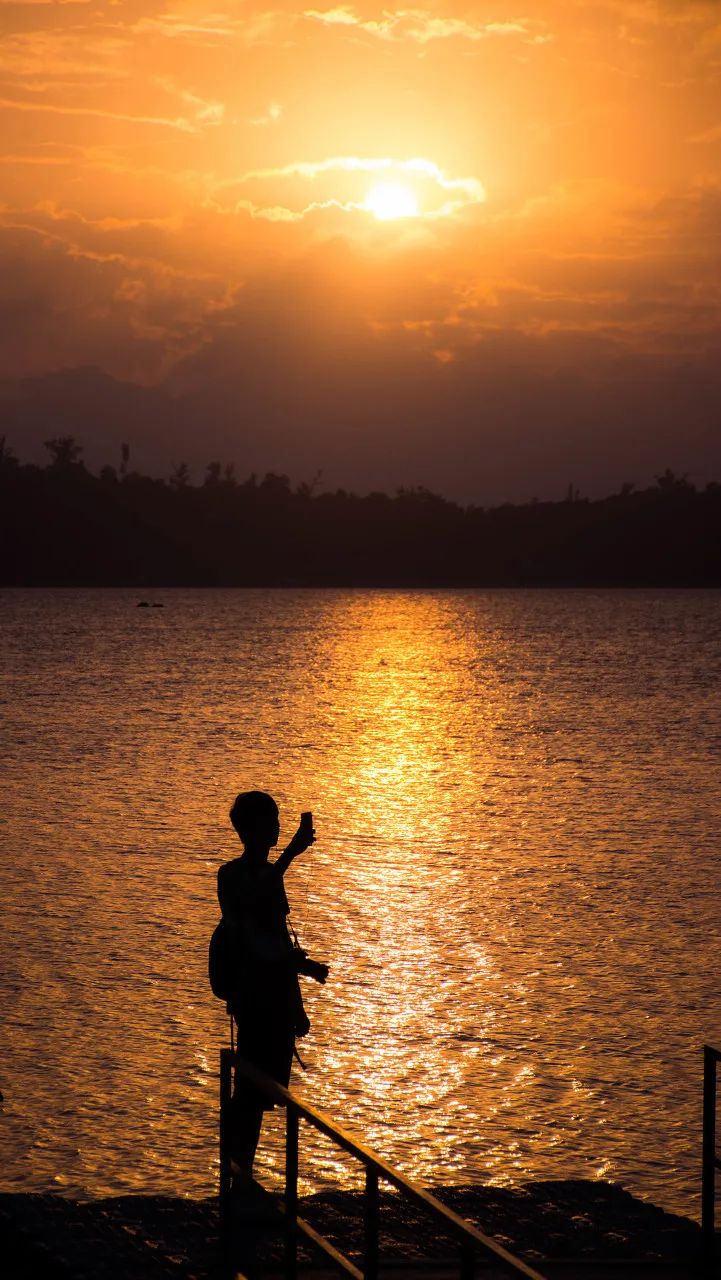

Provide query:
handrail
left=702, top=1043, right=721, bottom=1271
left=220, top=1050, right=548, bottom=1280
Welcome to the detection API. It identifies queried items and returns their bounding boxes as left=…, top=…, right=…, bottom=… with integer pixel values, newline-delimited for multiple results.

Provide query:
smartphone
left=300, top=811, right=313, bottom=836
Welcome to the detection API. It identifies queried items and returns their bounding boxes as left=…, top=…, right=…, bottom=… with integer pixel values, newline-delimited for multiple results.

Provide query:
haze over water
left=1, top=588, right=719, bottom=1219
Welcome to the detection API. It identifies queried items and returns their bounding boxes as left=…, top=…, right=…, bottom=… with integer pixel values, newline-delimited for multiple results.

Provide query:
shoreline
left=0, top=1179, right=706, bottom=1278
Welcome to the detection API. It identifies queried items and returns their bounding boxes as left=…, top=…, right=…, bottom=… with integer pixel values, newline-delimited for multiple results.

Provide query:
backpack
left=208, top=917, right=234, bottom=1002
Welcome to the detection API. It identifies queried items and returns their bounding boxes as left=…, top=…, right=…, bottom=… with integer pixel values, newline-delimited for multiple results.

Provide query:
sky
left=1, top=0, right=720, bottom=503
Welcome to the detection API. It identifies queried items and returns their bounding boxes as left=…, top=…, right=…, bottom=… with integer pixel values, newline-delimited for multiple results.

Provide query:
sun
left=364, top=181, right=419, bottom=221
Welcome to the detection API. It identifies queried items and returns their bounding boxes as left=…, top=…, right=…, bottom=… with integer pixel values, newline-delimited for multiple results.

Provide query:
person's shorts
left=232, top=1016, right=295, bottom=1110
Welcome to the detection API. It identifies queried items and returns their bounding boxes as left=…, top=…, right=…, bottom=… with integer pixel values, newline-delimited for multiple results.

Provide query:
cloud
left=691, top=122, right=721, bottom=144
left=155, top=78, right=225, bottom=126
left=128, top=11, right=281, bottom=45
left=2, top=188, right=721, bottom=503
left=0, top=95, right=200, bottom=133
left=0, top=0, right=90, bottom=5
left=0, top=151, right=76, bottom=167
left=304, top=7, right=550, bottom=45
left=222, top=155, right=485, bottom=221
left=128, top=14, right=244, bottom=41
left=248, top=102, right=283, bottom=126
left=0, top=27, right=132, bottom=84
left=0, top=206, right=227, bottom=388
left=1, top=0, right=720, bottom=501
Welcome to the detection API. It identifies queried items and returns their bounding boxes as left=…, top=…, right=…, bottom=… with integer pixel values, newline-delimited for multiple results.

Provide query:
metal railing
left=219, top=1050, right=547, bottom=1280
left=702, top=1043, right=721, bottom=1270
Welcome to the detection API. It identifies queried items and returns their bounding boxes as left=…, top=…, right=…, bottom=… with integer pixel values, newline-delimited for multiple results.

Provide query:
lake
left=1, top=588, right=719, bottom=1219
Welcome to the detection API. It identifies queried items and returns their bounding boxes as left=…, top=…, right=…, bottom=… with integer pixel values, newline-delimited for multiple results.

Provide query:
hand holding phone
left=288, top=810, right=315, bottom=858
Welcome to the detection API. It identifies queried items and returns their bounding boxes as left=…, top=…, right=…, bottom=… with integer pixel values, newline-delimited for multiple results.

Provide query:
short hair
left=229, top=790, right=278, bottom=840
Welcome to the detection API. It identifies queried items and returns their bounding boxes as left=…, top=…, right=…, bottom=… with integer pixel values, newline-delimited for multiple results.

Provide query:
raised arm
left=273, top=816, right=316, bottom=878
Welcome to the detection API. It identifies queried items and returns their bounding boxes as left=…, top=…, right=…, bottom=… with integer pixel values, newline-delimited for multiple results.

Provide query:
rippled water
left=1, top=589, right=719, bottom=1219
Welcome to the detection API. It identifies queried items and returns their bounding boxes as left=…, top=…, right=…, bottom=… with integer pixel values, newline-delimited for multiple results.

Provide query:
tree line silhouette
left=2, top=436, right=720, bottom=586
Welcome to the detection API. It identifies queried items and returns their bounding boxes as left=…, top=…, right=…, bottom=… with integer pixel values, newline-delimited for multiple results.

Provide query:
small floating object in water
left=137, top=601, right=150, bottom=607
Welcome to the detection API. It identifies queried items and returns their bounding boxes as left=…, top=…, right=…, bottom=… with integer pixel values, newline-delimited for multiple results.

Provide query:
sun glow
left=364, top=181, right=420, bottom=220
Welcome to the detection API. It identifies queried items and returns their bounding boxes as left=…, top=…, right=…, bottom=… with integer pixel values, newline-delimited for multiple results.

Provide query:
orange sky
left=1, top=0, right=720, bottom=501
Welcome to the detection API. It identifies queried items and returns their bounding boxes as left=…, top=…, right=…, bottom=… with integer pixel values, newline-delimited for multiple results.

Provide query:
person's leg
left=230, top=1019, right=293, bottom=1179
left=229, top=1087, right=263, bottom=1180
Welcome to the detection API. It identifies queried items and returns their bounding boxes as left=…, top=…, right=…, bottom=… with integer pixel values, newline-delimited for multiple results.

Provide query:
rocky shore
left=0, top=1180, right=706, bottom=1279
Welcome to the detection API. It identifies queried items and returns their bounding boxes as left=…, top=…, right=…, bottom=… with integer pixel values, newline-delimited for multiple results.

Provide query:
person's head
left=229, top=790, right=280, bottom=851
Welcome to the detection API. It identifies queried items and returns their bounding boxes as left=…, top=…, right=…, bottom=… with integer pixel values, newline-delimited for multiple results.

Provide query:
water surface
left=1, top=589, right=719, bottom=1218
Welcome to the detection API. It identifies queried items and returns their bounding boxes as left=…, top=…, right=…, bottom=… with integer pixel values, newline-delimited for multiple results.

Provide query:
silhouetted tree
left=260, top=472, right=291, bottom=499
left=0, top=436, right=17, bottom=472
left=1, top=440, right=720, bottom=586
left=169, top=461, right=190, bottom=490
left=296, top=470, right=324, bottom=500
left=656, top=468, right=692, bottom=493
left=44, top=436, right=83, bottom=469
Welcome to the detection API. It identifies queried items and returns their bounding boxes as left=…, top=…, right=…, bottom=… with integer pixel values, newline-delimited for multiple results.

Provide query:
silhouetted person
left=218, top=790, right=329, bottom=1183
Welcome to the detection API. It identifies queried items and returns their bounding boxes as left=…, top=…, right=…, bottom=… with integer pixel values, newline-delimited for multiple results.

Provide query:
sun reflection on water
left=1, top=589, right=719, bottom=1216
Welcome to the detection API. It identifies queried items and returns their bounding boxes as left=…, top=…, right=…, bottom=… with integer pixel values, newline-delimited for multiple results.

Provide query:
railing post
left=460, top=1237, right=475, bottom=1280
left=222, top=1052, right=548, bottom=1280
left=364, top=1165, right=379, bottom=1280
left=285, top=1102, right=299, bottom=1280
left=702, top=1045, right=717, bottom=1270
left=219, top=1049, right=233, bottom=1237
